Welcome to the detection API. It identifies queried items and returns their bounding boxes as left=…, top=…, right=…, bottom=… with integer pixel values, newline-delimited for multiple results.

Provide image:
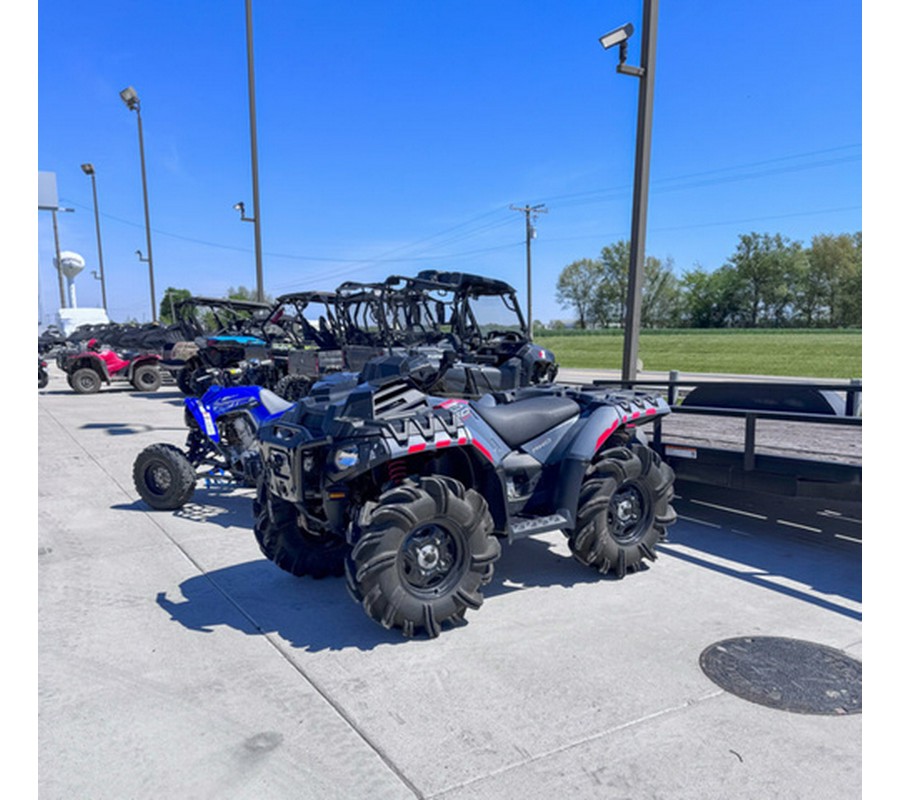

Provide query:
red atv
left=62, top=339, right=162, bottom=394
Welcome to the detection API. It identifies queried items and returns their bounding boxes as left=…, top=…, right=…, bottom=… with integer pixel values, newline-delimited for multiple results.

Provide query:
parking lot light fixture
left=119, top=86, right=139, bottom=110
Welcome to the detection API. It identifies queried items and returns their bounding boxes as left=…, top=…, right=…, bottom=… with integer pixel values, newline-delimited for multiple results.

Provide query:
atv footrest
left=509, top=511, right=572, bottom=540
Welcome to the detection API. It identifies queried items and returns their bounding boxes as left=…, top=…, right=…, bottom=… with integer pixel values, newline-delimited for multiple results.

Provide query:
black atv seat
left=473, top=394, right=580, bottom=448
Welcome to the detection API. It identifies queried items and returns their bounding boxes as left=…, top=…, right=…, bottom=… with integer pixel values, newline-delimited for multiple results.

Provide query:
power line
left=54, top=142, right=861, bottom=279
left=536, top=204, right=862, bottom=248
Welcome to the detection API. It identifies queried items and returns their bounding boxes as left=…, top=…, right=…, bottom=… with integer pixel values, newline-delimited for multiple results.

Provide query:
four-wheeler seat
left=472, top=394, right=580, bottom=448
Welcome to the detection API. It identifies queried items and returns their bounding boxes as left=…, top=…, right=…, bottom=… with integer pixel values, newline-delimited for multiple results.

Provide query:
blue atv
left=132, top=382, right=294, bottom=510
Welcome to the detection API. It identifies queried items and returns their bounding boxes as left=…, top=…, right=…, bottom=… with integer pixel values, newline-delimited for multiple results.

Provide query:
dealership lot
left=37, top=367, right=862, bottom=799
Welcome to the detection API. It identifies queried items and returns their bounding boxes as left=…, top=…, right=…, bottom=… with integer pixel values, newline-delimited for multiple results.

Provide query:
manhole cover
left=699, top=636, right=861, bottom=715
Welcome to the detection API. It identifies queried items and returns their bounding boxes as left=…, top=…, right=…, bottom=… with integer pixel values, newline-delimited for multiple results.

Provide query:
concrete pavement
left=37, top=365, right=862, bottom=799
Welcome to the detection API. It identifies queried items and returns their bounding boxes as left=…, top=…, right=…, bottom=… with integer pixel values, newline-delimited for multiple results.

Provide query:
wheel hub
left=401, top=524, right=461, bottom=593
left=608, top=484, right=649, bottom=542
left=148, top=464, right=173, bottom=493
left=416, top=542, right=440, bottom=570
left=615, top=496, right=637, bottom=523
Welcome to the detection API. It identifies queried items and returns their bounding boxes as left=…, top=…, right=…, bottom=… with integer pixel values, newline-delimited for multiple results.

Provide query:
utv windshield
left=464, top=292, right=525, bottom=336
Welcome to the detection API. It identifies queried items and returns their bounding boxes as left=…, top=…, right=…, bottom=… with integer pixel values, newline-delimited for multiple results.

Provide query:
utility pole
left=510, top=203, right=548, bottom=339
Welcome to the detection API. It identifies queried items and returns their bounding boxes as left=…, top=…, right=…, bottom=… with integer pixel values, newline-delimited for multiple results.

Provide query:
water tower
left=54, top=251, right=85, bottom=308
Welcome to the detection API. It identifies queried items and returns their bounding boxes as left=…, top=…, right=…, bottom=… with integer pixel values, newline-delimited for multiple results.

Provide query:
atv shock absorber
left=387, top=459, right=407, bottom=484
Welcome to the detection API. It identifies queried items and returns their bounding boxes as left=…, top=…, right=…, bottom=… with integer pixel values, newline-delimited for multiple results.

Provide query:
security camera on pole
left=599, top=0, right=659, bottom=384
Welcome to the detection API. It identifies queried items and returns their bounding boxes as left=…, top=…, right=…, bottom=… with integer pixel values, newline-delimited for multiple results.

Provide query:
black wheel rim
left=399, top=523, right=467, bottom=598
left=607, top=482, right=652, bottom=544
left=78, top=374, right=96, bottom=391
left=144, top=461, right=173, bottom=496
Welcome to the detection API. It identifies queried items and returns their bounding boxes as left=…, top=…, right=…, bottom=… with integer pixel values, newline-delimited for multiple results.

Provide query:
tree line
left=552, top=231, right=861, bottom=329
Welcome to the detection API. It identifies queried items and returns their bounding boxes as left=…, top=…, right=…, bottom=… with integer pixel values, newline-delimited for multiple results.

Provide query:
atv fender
left=551, top=405, right=625, bottom=519
left=67, top=354, right=111, bottom=383
left=131, top=353, right=161, bottom=369
left=566, top=405, right=625, bottom=461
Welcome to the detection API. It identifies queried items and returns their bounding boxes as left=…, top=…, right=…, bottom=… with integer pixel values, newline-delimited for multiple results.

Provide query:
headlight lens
left=333, top=445, right=359, bottom=470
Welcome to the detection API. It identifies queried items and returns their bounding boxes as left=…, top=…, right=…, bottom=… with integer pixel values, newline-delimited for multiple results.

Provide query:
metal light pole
left=244, top=0, right=265, bottom=303
left=80, top=163, right=108, bottom=311
left=120, top=86, right=158, bottom=323
left=600, top=0, right=659, bottom=383
left=49, top=206, right=76, bottom=309
left=51, top=209, right=67, bottom=308
left=39, top=172, right=73, bottom=313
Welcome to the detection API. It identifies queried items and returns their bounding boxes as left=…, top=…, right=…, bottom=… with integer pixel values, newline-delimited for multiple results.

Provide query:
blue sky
left=34, top=1, right=862, bottom=326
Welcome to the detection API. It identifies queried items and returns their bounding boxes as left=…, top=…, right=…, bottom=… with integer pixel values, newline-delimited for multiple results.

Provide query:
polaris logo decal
left=530, top=435, right=553, bottom=453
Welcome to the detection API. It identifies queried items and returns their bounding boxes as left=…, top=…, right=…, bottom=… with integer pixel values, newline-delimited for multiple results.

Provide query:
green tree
left=555, top=258, right=600, bottom=329
left=727, top=232, right=804, bottom=326
left=227, top=285, right=255, bottom=301
left=593, top=240, right=630, bottom=327
left=227, top=285, right=275, bottom=304
left=792, top=251, right=828, bottom=326
left=590, top=241, right=679, bottom=328
left=835, top=231, right=862, bottom=327
left=805, top=232, right=861, bottom=327
left=642, top=256, right=681, bottom=328
left=159, top=287, right=191, bottom=325
left=679, top=266, right=743, bottom=328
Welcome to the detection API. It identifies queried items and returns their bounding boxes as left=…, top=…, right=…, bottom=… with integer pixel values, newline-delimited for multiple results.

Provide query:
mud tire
left=347, top=476, right=500, bottom=638
left=568, top=444, right=676, bottom=577
left=253, top=483, right=348, bottom=578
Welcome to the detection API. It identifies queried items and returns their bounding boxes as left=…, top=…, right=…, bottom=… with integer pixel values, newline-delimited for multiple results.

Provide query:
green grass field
left=535, top=329, right=862, bottom=379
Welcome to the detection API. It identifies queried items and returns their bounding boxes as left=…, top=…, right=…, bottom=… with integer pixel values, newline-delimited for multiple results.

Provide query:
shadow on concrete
left=113, top=486, right=256, bottom=528
left=151, top=490, right=861, bottom=651
left=82, top=422, right=185, bottom=436
left=156, top=560, right=406, bottom=652
left=154, top=535, right=618, bottom=652
left=485, top=534, right=612, bottom=597
left=41, top=386, right=181, bottom=398
left=661, top=510, right=861, bottom=620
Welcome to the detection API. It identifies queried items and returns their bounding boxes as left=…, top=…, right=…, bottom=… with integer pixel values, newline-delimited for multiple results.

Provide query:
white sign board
left=39, top=171, right=59, bottom=211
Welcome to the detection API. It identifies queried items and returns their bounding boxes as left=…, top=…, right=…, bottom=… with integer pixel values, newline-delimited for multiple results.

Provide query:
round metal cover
left=699, top=637, right=861, bottom=715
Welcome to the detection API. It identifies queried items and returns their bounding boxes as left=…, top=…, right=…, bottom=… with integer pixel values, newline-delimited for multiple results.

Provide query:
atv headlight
left=333, top=445, right=359, bottom=471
